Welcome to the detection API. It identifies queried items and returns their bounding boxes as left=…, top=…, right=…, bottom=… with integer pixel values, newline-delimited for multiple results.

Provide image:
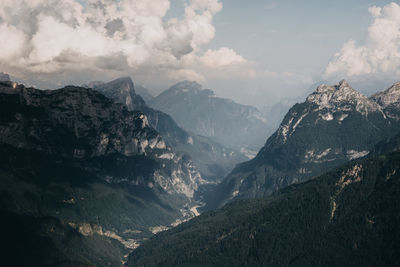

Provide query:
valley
left=2, top=1, right=400, bottom=266
left=1, top=76, right=400, bottom=266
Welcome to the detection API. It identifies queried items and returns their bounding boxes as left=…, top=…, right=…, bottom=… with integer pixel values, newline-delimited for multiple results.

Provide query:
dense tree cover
left=128, top=147, right=400, bottom=266
left=0, top=210, right=127, bottom=266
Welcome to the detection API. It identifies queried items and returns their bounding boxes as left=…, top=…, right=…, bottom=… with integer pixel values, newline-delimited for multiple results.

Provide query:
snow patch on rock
left=304, top=148, right=333, bottom=163
left=187, top=136, right=194, bottom=144
left=158, top=153, right=175, bottom=160
left=279, top=117, right=293, bottom=142
left=346, top=150, right=369, bottom=160
left=321, top=113, right=333, bottom=121
left=290, top=112, right=308, bottom=135
left=338, top=113, right=348, bottom=121
left=232, top=190, right=239, bottom=198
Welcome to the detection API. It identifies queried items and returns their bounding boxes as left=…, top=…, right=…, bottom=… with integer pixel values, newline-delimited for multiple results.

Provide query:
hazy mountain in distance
left=91, top=77, right=247, bottom=182
left=148, top=81, right=272, bottom=155
left=135, top=84, right=155, bottom=103
left=261, top=81, right=330, bottom=131
left=262, top=99, right=297, bottom=131
left=205, top=80, right=400, bottom=209
left=127, top=132, right=400, bottom=266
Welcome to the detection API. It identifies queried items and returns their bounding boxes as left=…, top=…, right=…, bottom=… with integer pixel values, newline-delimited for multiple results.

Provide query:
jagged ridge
left=90, top=77, right=247, bottom=182
left=205, top=80, right=400, bottom=209
left=148, top=80, right=271, bottom=154
left=0, top=80, right=208, bottom=265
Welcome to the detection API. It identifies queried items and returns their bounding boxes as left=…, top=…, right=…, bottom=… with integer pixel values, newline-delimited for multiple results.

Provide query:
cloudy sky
left=1, top=0, right=399, bottom=107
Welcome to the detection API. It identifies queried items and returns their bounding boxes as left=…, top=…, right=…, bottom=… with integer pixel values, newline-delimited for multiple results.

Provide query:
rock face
left=94, top=77, right=147, bottom=111
left=148, top=80, right=272, bottom=154
left=0, top=81, right=203, bottom=196
left=205, top=80, right=400, bottom=209
left=127, top=134, right=400, bottom=266
left=306, top=80, right=380, bottom=115
left=93, top=77, right=188, bottom=147
left=0, top=81, right=204, bottom=265
left=371, top=82, right=400, bottom=119
left=91, top=77, right=247, bottom=181
left=1, top=82, right=160, bottom=159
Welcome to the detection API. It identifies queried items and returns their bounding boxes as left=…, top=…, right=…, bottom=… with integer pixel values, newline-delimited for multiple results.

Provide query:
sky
left=0, top=0, right=400, bottom=108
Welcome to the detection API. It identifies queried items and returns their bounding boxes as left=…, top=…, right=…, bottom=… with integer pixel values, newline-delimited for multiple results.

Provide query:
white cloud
left=0, top=24, right=26, bottom=60
left=324, top=2, right=400, bottom=80
left=200, top=47, right=246, bottom=68
left=167, top=68, right=205, bottom=83
left=0, top=0, right=249, bottom=85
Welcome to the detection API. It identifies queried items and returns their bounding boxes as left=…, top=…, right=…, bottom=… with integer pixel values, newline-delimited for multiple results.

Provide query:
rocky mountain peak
left=371, top=82, right=400, bottom=108
left=205, top=80, right=400, bottom=211
left=90, top=76, right=135, bottom=92
left=273, top=80, right=389, bottom=145
left=93, top=77, right=247, bottom=182
left=168, top=80, right=203, bottom=94
left=93, top=77, right=146, bottom=110
left=107, top=76, right=134, bottom=92
left=0, top=82, right=204, bottom=199
left=306, top=80, right=379, bottom=114
left=338, top=79, right=349, bottom=88
left=149, top=80, right=270, bottom=152
left=309, top=80, right=359, bottom=103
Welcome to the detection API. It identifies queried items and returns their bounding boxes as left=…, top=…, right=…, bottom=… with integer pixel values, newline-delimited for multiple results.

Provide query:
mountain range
left=90, top=77, right=247, bottom=182
left=205, top=80, right=400, bottom=209
left=148, top=81, right=272, bottom=155
left=0, top=80, right=205, bottom=265
left=1, top=75, right=400, bottom=266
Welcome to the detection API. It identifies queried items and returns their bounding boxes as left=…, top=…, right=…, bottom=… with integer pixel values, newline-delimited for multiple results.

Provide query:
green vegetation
left=0, top=210, right=127, bottom=266
left=128, top=149, right=400, bottom=266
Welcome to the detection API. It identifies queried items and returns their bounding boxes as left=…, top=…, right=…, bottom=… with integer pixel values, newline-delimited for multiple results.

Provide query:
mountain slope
left=0, top=81, right=204, bottom=265
left=206, top=80, right=400, bottom=209
left=92, top=77, right=247, bottom=181
left=127, top=134, right=400, bottom=267
left=149, top=81, right=271, bottom=154
left=135, top=84, right=154, bottom=103
left=0, top=209, right=127, bottom=266
left=371, top=81, right=400, bottom=119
